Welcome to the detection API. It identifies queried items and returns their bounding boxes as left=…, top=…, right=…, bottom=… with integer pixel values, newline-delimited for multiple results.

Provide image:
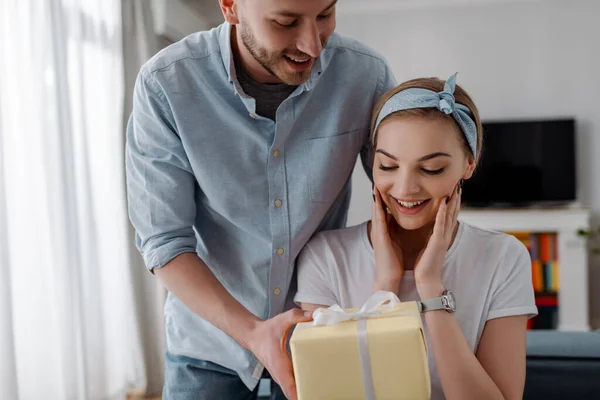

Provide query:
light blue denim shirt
left=126, top=22, right=396, bottom=389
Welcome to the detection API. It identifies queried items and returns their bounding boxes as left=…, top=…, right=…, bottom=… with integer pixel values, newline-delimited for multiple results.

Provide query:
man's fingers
left=279, top=366, right=298, bottom=400
left=271, top=344, right=298, bottom=400
left=286, top=307, right=313, bottom=325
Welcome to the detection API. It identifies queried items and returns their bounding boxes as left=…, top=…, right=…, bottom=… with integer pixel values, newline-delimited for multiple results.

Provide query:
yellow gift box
left=290, top=292, right=430, bottom=400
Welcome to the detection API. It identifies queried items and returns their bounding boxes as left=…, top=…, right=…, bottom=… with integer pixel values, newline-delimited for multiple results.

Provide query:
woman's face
left=373, top=115, right=476, bottom=231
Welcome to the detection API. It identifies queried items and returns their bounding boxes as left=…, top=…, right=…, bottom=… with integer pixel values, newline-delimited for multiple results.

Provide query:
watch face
left=443, top=290, right=456, bottom=312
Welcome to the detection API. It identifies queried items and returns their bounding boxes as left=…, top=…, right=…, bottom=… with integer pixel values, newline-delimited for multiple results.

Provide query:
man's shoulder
left=324, top=32, right=388, bottom=65
left=139, top=25, right=223, bottom=78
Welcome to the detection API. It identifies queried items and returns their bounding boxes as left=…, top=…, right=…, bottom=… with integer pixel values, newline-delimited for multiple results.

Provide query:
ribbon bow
left=312, top=291, right=402, bottom=326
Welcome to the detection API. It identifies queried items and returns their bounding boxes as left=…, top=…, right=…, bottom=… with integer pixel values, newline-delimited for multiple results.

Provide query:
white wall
left=336, top=0, right=600, bottom=328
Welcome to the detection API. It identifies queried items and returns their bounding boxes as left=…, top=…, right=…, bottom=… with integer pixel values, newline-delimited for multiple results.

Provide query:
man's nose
left=296, top=22, right=323, bottom=58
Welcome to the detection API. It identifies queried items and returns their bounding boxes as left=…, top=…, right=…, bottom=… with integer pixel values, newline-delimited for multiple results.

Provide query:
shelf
left=459, top=207, right=591, bottom=331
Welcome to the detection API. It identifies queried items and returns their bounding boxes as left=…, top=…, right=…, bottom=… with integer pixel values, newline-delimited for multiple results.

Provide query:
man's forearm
left=154, top=252, right=261, bottom=350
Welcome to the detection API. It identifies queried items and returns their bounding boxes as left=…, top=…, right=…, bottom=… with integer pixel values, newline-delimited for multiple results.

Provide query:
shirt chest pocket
left=303, top=129, right=366, bottom=203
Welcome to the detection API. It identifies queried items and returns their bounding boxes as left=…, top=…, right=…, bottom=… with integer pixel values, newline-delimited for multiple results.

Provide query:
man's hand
left=244, top=309, right=312, bottom=400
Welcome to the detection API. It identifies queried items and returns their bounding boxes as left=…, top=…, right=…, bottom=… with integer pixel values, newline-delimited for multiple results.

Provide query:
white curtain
left=0, top=0, right=145, bottom=398
left=121, top=0, right=167, bottom=395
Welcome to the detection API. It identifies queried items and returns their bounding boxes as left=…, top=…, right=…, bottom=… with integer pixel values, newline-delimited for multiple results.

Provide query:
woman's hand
left=415, top=182, right=462, bottom=299
left=371, top=187, right=404, bottom=293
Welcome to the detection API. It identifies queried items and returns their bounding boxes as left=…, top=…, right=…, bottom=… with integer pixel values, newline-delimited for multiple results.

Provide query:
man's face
left=234, top=0, right=337, bottom=85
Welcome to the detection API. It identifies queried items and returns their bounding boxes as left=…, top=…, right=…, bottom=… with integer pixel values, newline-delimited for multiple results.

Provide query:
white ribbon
left=312, top=291, right=403, bottom=326
left=310, top=291, right=419, bottom=400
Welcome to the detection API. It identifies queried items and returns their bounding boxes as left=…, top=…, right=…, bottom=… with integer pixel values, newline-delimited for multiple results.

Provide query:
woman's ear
left=219, top=0, right=240, bottom=25
left=463, top=155, right=476, bottom=180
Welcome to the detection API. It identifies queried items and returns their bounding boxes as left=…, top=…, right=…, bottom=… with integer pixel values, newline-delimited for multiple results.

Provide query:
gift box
left=290, top=292, right=430, bottom=400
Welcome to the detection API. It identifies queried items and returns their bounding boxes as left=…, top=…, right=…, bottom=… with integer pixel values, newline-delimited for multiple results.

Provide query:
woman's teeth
left=397, top=199, right=426, bottom=209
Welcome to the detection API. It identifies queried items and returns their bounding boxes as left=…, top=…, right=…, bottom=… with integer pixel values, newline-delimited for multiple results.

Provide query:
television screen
left=462, top=118, right=576, bottom=207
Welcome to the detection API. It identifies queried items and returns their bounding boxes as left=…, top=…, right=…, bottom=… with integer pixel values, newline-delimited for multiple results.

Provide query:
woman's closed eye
left=378, top=163, right=446, bottom=175
left=422, top=167, right=445, bottom=175
left=378, top=163, right=397, bottom=172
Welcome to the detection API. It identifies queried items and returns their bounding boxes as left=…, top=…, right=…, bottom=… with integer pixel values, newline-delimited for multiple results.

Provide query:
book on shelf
left=505, top=231, right=559, bottom=330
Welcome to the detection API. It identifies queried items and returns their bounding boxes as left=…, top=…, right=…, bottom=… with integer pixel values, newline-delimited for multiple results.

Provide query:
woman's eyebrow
left=375, top=149, right=451, bottom=162
left=418, top=152, right=451, bottom=162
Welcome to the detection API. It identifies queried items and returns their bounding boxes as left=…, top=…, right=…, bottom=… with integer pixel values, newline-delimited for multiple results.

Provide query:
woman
left=294, top=74, right=538, bottom=400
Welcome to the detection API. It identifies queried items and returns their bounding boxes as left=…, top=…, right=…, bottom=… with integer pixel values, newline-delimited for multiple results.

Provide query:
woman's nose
left=393, top=173, right=421, bottom=197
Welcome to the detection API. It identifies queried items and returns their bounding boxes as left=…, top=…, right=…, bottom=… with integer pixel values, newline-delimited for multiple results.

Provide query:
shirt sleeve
left=360, top=57, right=397, bottom=182
left=294, top=238, right=339, bottom=307
left=487, top=237, right=539, bottom=321
left=125, top=70, right=198, bottom=272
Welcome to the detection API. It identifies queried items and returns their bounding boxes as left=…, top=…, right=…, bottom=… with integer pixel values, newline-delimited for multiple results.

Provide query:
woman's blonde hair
left=370, top=77, right=483, bottom=163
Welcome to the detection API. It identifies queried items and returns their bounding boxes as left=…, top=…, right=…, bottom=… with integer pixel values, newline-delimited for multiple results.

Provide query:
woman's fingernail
left=446, top=196, right=450, bottom=204
left=304, top=311, right=312, bottom=317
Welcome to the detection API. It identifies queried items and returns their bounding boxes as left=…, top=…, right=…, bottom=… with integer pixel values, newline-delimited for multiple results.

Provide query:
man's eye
left=275, top=19, right=297, bottom=28
left=317, top=13, right=333, bottom=20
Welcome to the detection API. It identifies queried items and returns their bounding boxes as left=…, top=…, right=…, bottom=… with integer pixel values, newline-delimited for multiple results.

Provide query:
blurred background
left=1, top=0, right=599, bottom=399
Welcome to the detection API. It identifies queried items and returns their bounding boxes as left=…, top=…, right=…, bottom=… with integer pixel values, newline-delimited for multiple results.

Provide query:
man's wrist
left=236, top=315, right=262, bottom=352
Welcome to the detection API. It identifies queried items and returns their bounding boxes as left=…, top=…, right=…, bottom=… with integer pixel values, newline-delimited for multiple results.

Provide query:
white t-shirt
left=294, top=221, right=538, bottom=400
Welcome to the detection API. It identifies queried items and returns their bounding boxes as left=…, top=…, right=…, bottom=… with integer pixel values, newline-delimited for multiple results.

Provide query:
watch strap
left=418, top=296, right=445, bottom=312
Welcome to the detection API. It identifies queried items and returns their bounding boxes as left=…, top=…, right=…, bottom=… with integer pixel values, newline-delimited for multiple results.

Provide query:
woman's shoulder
left=458, top=222, right=529, bottom=258
left=305, top=221, right=370, bottom=257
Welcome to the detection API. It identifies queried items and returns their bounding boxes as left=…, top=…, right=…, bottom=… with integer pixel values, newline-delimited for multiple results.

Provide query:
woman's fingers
left=446, top=183, right=461, bottom=241
left=453, top=184, right=462, bottom=224
left=433, top=195, right=447, bottom=239
left=373, top=187, right=389, bottom=236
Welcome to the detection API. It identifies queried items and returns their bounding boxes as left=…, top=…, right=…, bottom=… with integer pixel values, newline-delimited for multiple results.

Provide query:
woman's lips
left=391, top=198, right=431, bottom=215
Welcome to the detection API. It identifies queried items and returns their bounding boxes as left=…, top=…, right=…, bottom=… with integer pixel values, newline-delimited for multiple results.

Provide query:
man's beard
left=239, top=23, right=327, bottom=86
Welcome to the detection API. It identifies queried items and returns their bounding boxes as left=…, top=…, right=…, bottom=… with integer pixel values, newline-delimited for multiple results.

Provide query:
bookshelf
left=459, top=208, right=591, bottom=331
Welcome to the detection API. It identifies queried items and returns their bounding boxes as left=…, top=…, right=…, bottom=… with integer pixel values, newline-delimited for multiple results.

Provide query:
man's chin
left=277, top=72, right=311, bottom=86
left=273, top=65, right=312, bottom=85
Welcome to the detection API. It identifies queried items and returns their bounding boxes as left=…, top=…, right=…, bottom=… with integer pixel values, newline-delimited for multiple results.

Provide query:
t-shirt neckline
left=360, top=220, right=465, bottom=278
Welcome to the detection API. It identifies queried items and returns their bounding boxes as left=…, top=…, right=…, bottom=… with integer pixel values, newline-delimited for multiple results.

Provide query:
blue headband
left=372, top=73, right=478, bottom=157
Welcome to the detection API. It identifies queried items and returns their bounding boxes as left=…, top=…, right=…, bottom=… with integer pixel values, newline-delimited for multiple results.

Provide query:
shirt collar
left=218, top=22, right=326, bottom=93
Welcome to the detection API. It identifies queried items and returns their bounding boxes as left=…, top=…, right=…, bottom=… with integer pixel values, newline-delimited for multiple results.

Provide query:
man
left=125, top=0, right=396, bottom=398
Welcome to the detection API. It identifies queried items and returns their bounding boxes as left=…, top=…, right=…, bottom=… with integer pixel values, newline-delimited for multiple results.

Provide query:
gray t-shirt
left=235, top=62, right=297, bottom=121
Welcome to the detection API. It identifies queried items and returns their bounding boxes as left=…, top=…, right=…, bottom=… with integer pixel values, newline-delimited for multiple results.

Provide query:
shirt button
left=276, top=248, right=284, bottom=255
left=273, top=150, right=280, bottom=158
left=274, top=199, right=282, bottom=207
left=273, top=288, right=281, bottom=295
left=249, top=113, right=256, bottom=119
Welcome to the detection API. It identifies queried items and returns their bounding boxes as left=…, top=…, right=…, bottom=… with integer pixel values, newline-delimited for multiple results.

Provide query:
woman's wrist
left=373, top=273, right=403, bottom=293
left=416, top=281, right=445, bottom=300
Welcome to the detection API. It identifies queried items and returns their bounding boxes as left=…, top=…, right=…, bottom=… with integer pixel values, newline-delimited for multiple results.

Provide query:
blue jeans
left=163, top=352, right=286, bottom=400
